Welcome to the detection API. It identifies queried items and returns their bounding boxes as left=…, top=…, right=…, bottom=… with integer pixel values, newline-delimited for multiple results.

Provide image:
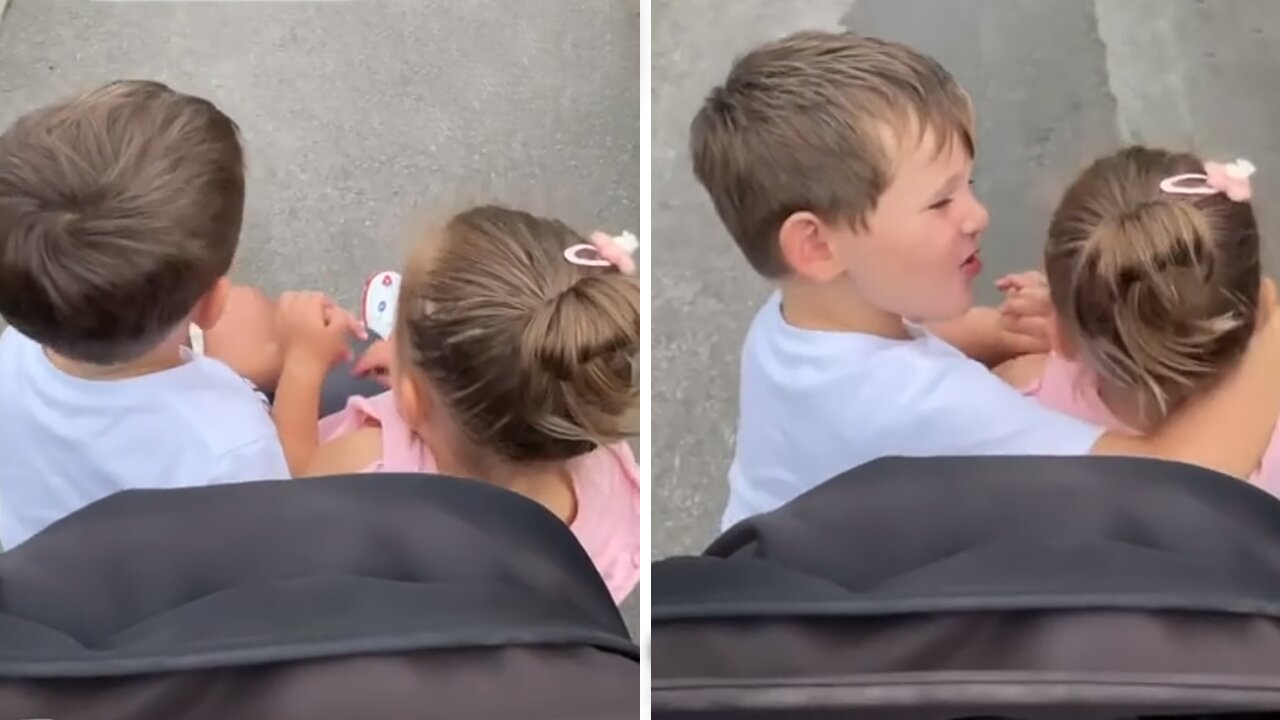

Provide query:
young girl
left=298, top=205, right=641, bottom=603
left=996, top=146, right=1280, bottom=492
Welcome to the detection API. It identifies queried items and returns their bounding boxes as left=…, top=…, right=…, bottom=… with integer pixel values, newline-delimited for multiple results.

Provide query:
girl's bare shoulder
left=992, top=352, right=1050, bottom=390
left=304, top=426, right=383, bottom=477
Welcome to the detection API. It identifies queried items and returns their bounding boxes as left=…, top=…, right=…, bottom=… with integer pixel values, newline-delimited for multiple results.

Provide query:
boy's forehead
left=890, top=127, right=972, bottom=181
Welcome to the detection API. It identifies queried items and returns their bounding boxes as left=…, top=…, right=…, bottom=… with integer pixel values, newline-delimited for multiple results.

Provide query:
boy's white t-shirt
left=0, top=327, right=290, bottom=548
left=723, top=292, right=1105, bottom=530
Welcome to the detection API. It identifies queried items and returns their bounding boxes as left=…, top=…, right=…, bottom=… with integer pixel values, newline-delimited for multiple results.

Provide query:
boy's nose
left=961, top=197, right=990, bottom=236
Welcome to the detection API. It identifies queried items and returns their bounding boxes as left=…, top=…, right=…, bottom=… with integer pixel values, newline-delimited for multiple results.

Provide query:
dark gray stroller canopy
left=0, top=473, right=638, bottom=720
left=653, top=455, right=1280, bottom=719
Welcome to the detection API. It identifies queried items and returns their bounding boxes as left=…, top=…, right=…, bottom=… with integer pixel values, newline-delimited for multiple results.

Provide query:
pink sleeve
left=607, top=442, right=641, bottom=493
left=318, top=395, right=383, bottom=443
left=601, top=443, right=641, bottom=602
left=572, top=443, right=640, bottom=604
left=1251, top=421, right=1280, bottom=499
left=316, top=392, right=437, bottom=473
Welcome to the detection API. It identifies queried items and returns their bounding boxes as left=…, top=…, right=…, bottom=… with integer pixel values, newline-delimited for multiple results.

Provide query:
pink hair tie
left=1160, top=158, right=1255, bottom=202
left=563, top=231, right=639, bottom=275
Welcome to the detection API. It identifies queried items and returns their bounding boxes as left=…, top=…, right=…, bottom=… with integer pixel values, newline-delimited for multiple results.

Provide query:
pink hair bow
left=563, top=231, right=639, bottom=275
left=1160, top=158, right=1255, bottom=202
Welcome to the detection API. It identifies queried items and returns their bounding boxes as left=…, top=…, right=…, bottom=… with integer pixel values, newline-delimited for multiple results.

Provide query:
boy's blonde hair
left=395, top=205, right=639, bottom=463
left=690, top=30, right=975, bottom=278
left=1046, top=146, right=1261, bottom=423
left=0, top=80, right=245, bottom=363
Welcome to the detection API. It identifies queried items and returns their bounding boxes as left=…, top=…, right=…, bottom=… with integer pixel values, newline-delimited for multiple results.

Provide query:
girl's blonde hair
left=395, top=205, right=639, bottom=463
left=1045, top=146, right=1261, bottom=424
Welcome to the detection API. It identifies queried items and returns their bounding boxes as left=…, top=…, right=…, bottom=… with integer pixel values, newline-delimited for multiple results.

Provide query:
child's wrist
left=282, top=347, right=331, bottom=384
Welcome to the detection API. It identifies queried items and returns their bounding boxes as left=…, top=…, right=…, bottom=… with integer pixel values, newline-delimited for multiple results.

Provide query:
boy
left=0, top=80, right=351, bottom=548
left=690, top=31, right=1280, bottom=529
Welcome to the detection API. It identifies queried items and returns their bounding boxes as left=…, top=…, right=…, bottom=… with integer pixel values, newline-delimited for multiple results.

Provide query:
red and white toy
left=361, top=270, right=402, bottom=340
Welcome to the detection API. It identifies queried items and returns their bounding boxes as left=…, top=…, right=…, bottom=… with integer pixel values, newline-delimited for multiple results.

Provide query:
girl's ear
left=1049, top=312, right=1079, bottom=359
left=394, top=369, right=435, bottom=433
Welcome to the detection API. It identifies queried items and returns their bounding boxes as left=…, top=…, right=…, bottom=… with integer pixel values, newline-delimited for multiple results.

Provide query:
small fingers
left=352, top=346, right=394, bottom=388
left=352, top=341, right=391, bottom=376
left=351, top=352, right=377, bottom=377
left=1001, top=314, right=1051, bottom=342
left=322, top=299, right=368, bottom=340
left=1001, top=293, right=1048, bottom=317
left=994, top=270, right=1047, bottom=292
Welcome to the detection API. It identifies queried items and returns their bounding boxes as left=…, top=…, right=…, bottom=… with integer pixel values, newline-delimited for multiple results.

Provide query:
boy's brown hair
left=690, top=30, right=975, bottom=278
left=0, top=80, right=245, bottom=364
left=1045, top=146, right=1261, bottom=424
left=396, top=205, right=640, bottom=465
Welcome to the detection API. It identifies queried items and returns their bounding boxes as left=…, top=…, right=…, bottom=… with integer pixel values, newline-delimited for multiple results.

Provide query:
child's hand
left=277, top=292, right=366, bottom=379
left=351, top=339, right=394, bottom=389
left=995, top=270, right=1052, bottom=355
left=204, top=284, right=284, bottom=391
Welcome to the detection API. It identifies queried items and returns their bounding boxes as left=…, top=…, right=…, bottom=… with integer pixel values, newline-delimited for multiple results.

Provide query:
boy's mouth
left=960, top=251, right=982, bottom=278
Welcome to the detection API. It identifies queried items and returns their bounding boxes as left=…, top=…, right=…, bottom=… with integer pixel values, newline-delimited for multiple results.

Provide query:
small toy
left=361, top=270, right=402, bottom=340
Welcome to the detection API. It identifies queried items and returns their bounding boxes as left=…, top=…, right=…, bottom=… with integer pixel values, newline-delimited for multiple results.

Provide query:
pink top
left=318, top=392, right=641, bottom=603
left=1023, top=354, right=1280, bottom=496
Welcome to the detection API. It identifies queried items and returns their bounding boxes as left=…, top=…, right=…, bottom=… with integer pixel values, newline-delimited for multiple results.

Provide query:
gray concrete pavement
left=0, top=0, right=639, bottom=630
left=653, top=0, right=1280, bottom=558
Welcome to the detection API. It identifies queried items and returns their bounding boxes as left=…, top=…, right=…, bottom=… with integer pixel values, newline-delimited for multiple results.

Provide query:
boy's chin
left=913, top=292, right=975, bottom=324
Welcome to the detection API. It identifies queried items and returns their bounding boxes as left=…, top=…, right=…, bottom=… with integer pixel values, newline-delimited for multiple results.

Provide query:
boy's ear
left=191, top=277, right=232, bottom=331
left=778, top=211, right=846, bottom=283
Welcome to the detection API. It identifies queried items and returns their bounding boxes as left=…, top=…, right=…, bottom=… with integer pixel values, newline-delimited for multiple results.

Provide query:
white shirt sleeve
left=204, top=435, right=292, bottom=484
left=903, top=352, right=1106, bottom=457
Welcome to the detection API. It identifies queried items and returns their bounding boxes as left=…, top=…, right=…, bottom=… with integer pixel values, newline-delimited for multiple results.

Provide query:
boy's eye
left=929, top=198, right=953, bottom=210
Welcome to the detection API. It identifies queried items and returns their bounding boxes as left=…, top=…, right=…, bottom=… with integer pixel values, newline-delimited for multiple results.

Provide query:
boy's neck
left=779, top=279, right=911, bottom=339
left=45, top=329, right=188, bottom=380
